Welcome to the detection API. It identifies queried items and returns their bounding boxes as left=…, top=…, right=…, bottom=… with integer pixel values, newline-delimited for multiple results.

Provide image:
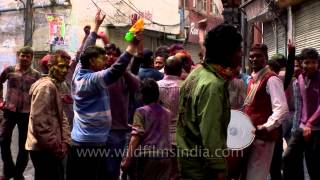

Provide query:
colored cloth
left=131, top=103, right=171, bottom=153
left=59, top=81, right=74, bottom=126
left=245, top=139, right=275, bottom=180
left=25, top=76, right=71, bottom=152
left=0, top=65, right=41, bottom=113
left=71, top=51, right=133, bottom=143
left=138, top=67, right=164, bottom=81
left=157, top=75, right=182, bottom=145
left=241, top=67, right=288, bottom=180
left=246, top=67, right=288, bottom=131
left=108, top=72, right=139, bottom=130
left=176, top=63, right=230, bottom=173
left=297, top=72, right=320, bottom=130
left=228, top=77, right=246, bottom=110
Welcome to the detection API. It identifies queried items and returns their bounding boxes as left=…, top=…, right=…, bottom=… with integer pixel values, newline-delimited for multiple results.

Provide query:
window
left=195, top=0, right=202, bottom=12
left=185, top=0, right=189, bottom=8
left=209, top=0, right=213, bottom=13
left=203, top=0, right=207, bottom=11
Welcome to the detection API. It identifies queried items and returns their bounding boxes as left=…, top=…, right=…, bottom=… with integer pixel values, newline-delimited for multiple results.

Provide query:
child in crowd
left=121, top=78, right=172, bottom=180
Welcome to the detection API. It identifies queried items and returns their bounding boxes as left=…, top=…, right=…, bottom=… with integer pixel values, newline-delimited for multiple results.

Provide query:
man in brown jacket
left=25, top=50, right=71, bottom=180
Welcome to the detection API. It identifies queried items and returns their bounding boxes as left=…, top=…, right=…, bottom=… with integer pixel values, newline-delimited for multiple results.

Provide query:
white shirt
left=250, top=69, right=289, bottom=131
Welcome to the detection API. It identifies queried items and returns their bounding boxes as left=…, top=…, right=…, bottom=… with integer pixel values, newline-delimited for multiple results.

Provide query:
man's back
left=157, top=75, right=182, bottom=145
left=138, top=67, right=163, bottom=81
left=177, top=64, right=230, bottom=169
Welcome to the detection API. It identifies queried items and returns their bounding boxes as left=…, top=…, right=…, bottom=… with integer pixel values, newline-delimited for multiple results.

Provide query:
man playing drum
left=238, top=44, right=288, bottom=180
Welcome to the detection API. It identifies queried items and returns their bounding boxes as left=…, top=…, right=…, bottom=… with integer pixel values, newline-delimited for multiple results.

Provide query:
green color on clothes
left=176, top=63, right=230, bottom=179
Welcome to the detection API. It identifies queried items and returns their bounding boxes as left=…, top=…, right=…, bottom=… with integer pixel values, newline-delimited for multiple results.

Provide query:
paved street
left=0, top=127, right=34, bottom=180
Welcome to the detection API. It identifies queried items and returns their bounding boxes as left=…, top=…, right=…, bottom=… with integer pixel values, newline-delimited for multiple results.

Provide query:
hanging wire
left=91, top=0, right=120, bottom=23
left=121, top=0, right=180, bottom=27
left=104, top=0, right=127, bottom=17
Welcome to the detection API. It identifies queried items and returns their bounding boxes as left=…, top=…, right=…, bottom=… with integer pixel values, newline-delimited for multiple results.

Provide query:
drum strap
left=244, top=67, right=271, bottom=106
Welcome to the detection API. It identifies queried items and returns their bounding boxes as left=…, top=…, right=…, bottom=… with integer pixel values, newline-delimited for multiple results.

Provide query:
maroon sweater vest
left=244, top=71, right=280, bottom=141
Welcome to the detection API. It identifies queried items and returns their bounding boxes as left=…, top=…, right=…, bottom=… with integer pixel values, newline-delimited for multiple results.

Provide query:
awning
left=275, top=0, right=308, bottom=7
left=240, top=0, right=275, bottom=22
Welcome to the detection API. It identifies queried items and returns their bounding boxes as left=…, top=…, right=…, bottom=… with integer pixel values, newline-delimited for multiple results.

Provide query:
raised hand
left=288, top=39, right=295, bottom=52
left=93, top=9, right=106, bottom=32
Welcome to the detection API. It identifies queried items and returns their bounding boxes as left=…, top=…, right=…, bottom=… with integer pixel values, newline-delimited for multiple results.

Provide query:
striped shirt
left=71, top=52, right=133, bottom=143
left=157, top=75, right=182, bottom=145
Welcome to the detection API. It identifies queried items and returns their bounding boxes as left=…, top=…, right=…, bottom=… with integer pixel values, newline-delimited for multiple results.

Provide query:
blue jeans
left=106, top=130, right=129, bottom=180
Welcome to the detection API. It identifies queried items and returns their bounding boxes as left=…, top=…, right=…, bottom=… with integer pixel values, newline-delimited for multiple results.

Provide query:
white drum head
left=227, top=110, right=255, bottom=150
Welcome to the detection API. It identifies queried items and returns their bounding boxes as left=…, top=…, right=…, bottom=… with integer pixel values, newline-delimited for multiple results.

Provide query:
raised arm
left=284, top=41, right=295, bottom=90
left=100, top=32, right=143, bottom=86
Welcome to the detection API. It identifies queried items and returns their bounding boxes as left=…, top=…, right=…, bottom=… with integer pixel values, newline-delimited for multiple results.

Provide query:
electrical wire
left=121, top=0, right=180, bottom=27
left=104, top=0, right=127, bottom=18
left=91, top=0, right=121, bottom=23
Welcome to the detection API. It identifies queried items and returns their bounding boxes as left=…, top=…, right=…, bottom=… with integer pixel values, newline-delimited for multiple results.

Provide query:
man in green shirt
left=176, top=24, right=243, bottom=180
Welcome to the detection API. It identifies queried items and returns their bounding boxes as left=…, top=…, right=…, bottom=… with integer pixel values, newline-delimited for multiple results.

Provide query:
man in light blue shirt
left=67, top=10, right=143, bottom=180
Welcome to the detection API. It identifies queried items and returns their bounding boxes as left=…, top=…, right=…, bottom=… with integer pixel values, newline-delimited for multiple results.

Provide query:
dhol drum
left=227, top=110, right=255, bottom=150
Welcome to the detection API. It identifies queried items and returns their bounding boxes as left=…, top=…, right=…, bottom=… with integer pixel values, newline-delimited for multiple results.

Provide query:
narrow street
left=0, top=126, right=34, bottom=180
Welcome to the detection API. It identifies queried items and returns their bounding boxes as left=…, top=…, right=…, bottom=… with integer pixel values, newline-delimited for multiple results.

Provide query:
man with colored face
left=0, top=46, right=41, bottom=180
left=237, top=44, right=288, bottom=180
left=283, top=48, right=320, bottom=180
left=25, top=50, right=71, bottom=180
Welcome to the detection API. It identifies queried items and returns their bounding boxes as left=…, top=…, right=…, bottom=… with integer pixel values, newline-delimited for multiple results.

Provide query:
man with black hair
left=176, top=24, right=243, bottom=180
left=138, top=49, right=164, bottom=81
left=104, top=43, right=122, bottom=68
left=66, top=10, right=143, bottom=180
left=78, top=20, right=140, bottom=180
left=0, top=46, right=41, bottom=180
left=26, top=50, right=71, bottom=180
left=154, top=46, right=169, bottom=71
left=283, top=48, right=320, bottom=180
left=121, top=78, right=171, bottom=180
left=154, top=53, right=167, bottom=71
left=241, top=44, right=288, bottom=180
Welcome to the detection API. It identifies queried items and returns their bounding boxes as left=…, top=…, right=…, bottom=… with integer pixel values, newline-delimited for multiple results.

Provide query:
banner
left=46, top=14, right=65, bottom=45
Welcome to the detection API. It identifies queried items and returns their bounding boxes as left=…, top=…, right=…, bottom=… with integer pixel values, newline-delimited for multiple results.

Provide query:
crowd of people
left=0, top=9, right=319, bottom=180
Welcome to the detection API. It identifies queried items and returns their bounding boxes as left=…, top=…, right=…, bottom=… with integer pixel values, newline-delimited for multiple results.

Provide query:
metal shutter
left=277, top=22, right=286, bottom=56
left=294, top=0, right=320, bottom=53
left=263, top=21, right=286, bottom=58
left=263, top=22, right=276, bottom=58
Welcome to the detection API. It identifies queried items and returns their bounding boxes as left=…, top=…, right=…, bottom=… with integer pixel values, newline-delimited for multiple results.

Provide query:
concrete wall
left=0, top=0, right=193, bottom=65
